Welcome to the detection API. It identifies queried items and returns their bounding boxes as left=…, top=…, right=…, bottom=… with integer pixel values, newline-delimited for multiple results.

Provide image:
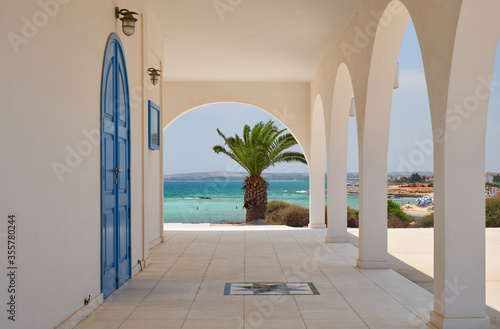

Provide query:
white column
left=326, top=64, right=352, bottom=242
left=326, top=160, right=348, bottom=242
left=430, top=130, right=490, bottom=329
left=354, top=4, right=409, bottom=269
left=309, top=163, right=326, bottom=229
left=309, top=94, right=326, bottom=229
left=356, top=148, right=389, bottom=268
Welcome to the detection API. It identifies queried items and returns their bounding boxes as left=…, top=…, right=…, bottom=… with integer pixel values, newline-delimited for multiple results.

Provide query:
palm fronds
left=213, top=120, right=307, bottom=177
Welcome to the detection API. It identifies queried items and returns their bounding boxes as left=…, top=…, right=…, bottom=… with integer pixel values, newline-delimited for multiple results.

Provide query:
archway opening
left=326, top=63, right=358, bottom=241
left=387, top=18, right=433, bottom=217
left=384, top=16, right=434, bottom=279
left=485, top=39, right=500, bottom=197
left=162, top=103, right=309, bottom=224
left=347, top=95, right=359, bottom=210
left=484, top=29, right=500, bottom=324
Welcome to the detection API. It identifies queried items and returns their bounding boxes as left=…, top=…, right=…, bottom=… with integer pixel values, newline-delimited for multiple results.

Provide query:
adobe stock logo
left=7, top=0, right=73, bottom=54
left=213, top=0, right=244, bottom=21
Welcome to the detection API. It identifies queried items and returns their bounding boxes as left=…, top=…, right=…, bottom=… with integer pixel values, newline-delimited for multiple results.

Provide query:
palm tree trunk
left=242, top=175, right=269, bottom=223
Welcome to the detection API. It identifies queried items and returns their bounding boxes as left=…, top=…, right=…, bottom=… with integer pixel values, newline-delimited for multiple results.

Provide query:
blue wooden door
left=101, top=34, right=131, bottom=298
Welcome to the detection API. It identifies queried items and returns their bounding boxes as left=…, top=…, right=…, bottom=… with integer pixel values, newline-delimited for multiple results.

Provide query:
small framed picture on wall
left=148, top=100, right=160, bottom=150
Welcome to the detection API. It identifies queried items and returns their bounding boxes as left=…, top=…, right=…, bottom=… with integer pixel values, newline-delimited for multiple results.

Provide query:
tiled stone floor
left=75, top=225, right=433, bottom=329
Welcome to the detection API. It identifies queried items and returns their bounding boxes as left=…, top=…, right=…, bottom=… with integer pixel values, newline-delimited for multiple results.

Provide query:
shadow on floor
left=346, top=231, right=500, bottom=329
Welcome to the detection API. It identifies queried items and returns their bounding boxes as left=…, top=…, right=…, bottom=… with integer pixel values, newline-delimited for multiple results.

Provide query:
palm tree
left=213, top=120, right=307, bottom=223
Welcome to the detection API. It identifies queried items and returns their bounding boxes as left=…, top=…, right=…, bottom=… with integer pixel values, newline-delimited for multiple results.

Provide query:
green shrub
left=388, top=215, right=409, bottom=228
left=280, top=204, right=309, bottom=227
left=486, top=197, right=500, bottom=227
left=387, top=200, right=414, bottom=228
left=324, top=205, right=328, bottom=226
left=265, top=200, right=290, bottom=225
left=347, top=206, right=359, bottom=228
left=387, top=200, right=413, bottom=222
left=417, top=213, right=434, bottom=228
left=266, top=201, right=309, bottom=227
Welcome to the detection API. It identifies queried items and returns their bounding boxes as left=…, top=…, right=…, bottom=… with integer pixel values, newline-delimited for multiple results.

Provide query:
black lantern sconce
left=148, top=68, right=161, bottom=86
left=115, top=7, right=138, bottom=37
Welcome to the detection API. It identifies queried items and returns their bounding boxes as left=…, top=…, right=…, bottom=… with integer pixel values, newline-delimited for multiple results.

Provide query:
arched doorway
left=100, top=33, right=132, bottom=298
left=162, top=102, right=309, bottom=225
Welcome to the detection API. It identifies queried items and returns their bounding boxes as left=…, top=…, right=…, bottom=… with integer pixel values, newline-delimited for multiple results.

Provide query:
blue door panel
left=115, top=40, right=131, bottom=287
left=118, top=206, right=128, bottom=262
left=104, top=61, right=114, bottom=118
left=117, top=206, right=129, bottom=287
left=101, top=33, right=131, bottom=299
left=117, top=67, right=127, bottom=125
left=104, top=210, right=115, bottom=270
left=118, top=139, right=127, bottom=188
left=103, top=135, right=115, bottom=192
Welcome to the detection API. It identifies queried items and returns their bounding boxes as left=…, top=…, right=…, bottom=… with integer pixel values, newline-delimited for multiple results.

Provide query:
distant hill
left=163, top=171, right=435, bottom=182
left=164, top=171, right=312, bottom=182
left=387, top=171, right=434, bottom=177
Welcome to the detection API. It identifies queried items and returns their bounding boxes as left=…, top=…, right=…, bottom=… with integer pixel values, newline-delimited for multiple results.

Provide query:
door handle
left=114, top=168, right=122, bottom=174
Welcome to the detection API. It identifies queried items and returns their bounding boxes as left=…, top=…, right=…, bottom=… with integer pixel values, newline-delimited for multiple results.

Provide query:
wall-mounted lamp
left=349, top=97, right=356, bottom=117
left=115, top=7, right=138, bottom=36
left=148, top=68, right=161, bottom=86
left=394, top=62, right=400, bottom=90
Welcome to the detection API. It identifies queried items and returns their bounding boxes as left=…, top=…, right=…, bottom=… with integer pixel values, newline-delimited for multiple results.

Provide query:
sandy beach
left=389, top=185, right=434, bottom=218
left=348, top=184, right=434, bottom=198
left=401, top=203, right=433, bottom=218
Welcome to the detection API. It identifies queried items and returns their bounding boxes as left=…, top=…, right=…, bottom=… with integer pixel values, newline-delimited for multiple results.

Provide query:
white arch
left=162, top=81, right=311, bottom=160
left=326, top=63, right=353, bottom=242
left=309, top=93, right=327, bottom=229
left=162, top=101, right=309, bottom=164
left=414, top=1, right=500, bottom=326
left=355, top=0, right=410, bottom=269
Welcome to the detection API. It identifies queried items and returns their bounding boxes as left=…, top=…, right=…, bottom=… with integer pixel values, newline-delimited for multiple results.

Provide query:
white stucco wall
left=144, top=6, right=165, bottom=253
left=0, top=1, right=164, bottom=328
left=162, top=82, right=311, bottom=161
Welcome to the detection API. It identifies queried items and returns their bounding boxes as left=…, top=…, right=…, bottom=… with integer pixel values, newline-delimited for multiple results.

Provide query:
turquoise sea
left=163, top=181, right=417, bottom=224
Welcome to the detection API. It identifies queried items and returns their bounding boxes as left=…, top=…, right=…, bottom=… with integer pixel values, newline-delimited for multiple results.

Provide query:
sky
left=164, top=21, right=500, bottom=175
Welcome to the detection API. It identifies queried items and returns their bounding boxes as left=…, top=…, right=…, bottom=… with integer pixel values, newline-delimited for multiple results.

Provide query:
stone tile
left=356, top=308, right=415, bottom=320
left=182, top=319, right=244, bottom=329
left=244, top=318, right=307, bottom=329
left=303, top=317, right=369, bottom=329
left=128, top=307, right=189, bottom=320
left=83, top=307, right=133, bottom=320
left=244, top=308, right=303, bottom=320
left=300, top=309, right=361, bottom=320
left=74, top=226, right=450, bottom=329
left=143, top=293, right=196, bottom=302
left=245, top=301, right=298, bottom=312
left=119, top=319, right=184, bottom=329
left=362, top=317, right=428, bottom=329
left=185, top=308, right=244, bottom=320
left=137, top=301, right=192, bottom=310
left=190, top=301, right=244, bottom=310
left=193, top=294, right=244, bottom=302
left=73, top=318, right=123, bottom=329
